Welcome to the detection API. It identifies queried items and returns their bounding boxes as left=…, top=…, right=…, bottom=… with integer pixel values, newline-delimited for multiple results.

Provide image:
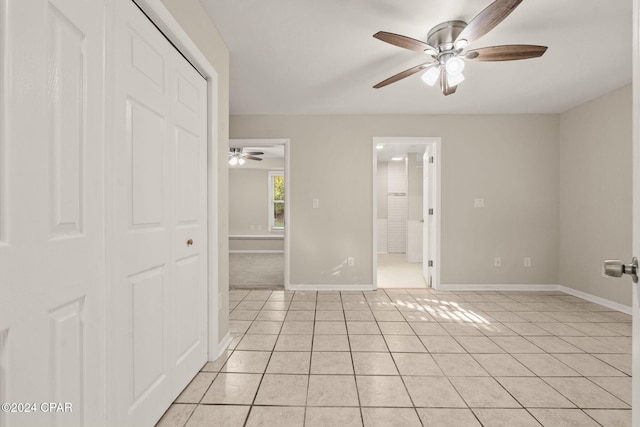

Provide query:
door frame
left=631, top=0, right=639, bottom=423
left=106, top=0, right=221, bottom=364
left=372, top=137, right=441, bottom=289
left=230, top=138, right=291, bottom=289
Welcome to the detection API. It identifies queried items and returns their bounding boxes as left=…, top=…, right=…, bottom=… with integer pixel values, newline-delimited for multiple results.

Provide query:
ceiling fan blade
left=242, top=151, right=264, bottom=155
left=440, top=68, right=457, bottom=96
left=244, top=156, right=263, bottom=161
left=465, top=45, right=547, bottom=61
left=373, top=62, right=436, bottom=89
left=455, top=0, right=523, bottom=47
left=374, top=31, right=438, bottom=55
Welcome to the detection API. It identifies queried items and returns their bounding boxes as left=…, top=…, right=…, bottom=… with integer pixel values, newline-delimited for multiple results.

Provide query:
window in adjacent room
left=269, top=171, right=285, bottom=231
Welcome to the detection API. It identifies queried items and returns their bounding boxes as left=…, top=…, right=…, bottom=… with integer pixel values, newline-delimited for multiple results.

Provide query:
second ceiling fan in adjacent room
left=228, top=147, right=264, bottom=166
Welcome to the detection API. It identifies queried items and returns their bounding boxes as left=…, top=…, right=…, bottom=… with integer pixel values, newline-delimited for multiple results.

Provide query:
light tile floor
left=157, top=289, right=632, bottom=426
left=377, top=254, right=427, bottom=288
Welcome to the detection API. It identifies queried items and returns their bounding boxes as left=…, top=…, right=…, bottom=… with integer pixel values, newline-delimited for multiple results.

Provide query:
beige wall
left=160, top=0, right=632, bottom=337
left=231, top=114, right=560, bottom=286
left=161, top=0, right=230, bottom=341
left=229, top=159, right=285, bottom=251
left=229, top=169, right=270, bottom=235
left=559, top=85, right=632, bottom=306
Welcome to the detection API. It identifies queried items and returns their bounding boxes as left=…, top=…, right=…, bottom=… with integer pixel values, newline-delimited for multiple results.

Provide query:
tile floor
left=157, top=289, right=632, bottom=426
left=376, top=254, right=427, bottom=289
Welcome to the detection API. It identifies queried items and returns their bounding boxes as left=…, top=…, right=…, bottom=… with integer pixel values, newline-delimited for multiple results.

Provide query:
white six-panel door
left=109, top=1, right=208, bottom=425
left=0, top=0, right=106, bottom=426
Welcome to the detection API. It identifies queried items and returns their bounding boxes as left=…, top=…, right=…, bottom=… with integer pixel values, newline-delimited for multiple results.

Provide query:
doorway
left=372, top=137, right=441, bottom=289
left=229, top=139, right=291, bottom=289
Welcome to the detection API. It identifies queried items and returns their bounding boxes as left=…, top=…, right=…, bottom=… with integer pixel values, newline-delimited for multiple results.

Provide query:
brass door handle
left=187, top=239, right=193, bottom=246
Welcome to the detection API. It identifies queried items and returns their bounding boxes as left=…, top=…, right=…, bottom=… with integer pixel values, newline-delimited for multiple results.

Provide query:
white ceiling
left=376, top=143, right=427, bottom=163
left=201, top=0, right=632, bottom=115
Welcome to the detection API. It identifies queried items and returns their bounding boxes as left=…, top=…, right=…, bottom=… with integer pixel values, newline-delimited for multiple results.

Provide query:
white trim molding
left=288, top=284, right=375, bottom=291
left=437, top=283, right=632, bottom=314
left=216, top=333, right=233, bottom=359
left=437, top=284, right=560, bottom=292
left=559, top=286, right=632, bottom=315
left=229, top=250, right=284, bottom=254
left=231, top=139, right=291, bottom=290
left=372, top=137, right=442, bottom=291
left=229, top=234, right=284, bottom=240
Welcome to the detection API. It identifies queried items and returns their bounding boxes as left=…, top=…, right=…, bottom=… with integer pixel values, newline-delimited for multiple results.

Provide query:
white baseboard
left=214, top=333, right=233, bottom=360
left=558, top=285, right=632, bottom=315
left=229, top=234, right=284, bottom=240
left=288, top=284, right=375, bottom=291
left=229, top=250, right=284, bottom=254
left=436, top=284, right=560, bottom=292
left=435, top=283, right=631, bottom=314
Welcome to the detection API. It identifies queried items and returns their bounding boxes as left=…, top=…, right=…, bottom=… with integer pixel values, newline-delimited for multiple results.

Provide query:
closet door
left=109, top=1, right=208, bottom=425
left=0, top=0, right=106, bottom=425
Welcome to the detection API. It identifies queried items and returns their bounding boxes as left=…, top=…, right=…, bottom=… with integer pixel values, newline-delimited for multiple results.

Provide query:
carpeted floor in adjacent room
left=229, top=253, right=284, bottom=289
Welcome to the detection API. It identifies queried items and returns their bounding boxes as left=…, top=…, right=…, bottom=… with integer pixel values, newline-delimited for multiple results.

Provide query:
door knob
left=187, top=239, right=193, bottom=246
left=603, top=258, right=638, bottom=283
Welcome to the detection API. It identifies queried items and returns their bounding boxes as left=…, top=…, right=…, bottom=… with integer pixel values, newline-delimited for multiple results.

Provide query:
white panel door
left=109, top=1, right=208, bottom=426
left=0, top=0, right=105, bottom=426
left=422, top=148, right=434, bottom=286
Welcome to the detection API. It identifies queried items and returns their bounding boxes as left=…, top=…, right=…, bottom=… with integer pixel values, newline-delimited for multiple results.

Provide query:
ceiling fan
left=373, top=0, right=547, bottom=96
left=228, top=147, right=264, bottom=166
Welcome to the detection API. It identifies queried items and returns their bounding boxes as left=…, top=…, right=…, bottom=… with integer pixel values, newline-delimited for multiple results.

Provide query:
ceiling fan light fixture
left=373, top=1, right=547, bottom=96
left=238, top=157, right=246, bottom=166
left=229, top=156, right=238, bottom=166
left=454, top=39, right=468, bottom=50
left=445, top=56, right=465, bottom=75
left=421, top=66, right=440, bottom=86
left=447, top=71, right=465, bottom=87
left=424, top=48, right=438, bottom=57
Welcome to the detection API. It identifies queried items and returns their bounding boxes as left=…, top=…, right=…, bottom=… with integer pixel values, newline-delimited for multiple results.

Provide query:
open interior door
left=632, top=1, right=639, bottom=422
left=605, top=1, right=639, bottom=423
left=422, top=149, right=432, bottom=286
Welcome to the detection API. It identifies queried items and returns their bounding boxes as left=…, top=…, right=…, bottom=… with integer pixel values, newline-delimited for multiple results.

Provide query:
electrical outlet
left=524, top=257, right=532, bottom=267
left=313, top=199, right=320, bottom=209
left=474, top=198, right=485, bottom=208
left=348, top=257, right=355, bottom=267
left=494, top=257, right=502, bottom=267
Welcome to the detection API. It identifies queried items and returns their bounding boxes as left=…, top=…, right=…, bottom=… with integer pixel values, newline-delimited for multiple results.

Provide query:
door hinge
left=428, top=260, right=433, bottom=267
left=429, top=156, right=434, bottom=164
left=428, top=208, right=434, bottom=215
